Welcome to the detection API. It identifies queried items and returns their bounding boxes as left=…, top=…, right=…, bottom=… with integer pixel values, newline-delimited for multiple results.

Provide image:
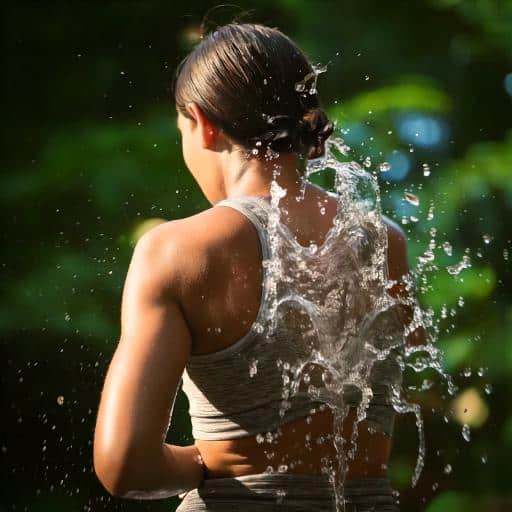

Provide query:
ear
left=185, top=102, right=220, bottom=150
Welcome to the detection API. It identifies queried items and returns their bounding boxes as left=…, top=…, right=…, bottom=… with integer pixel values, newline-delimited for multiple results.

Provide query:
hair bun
left=249, top=110, right=333, bottom=158
left=300, top=108, right=334, bottom=159
left=247, top=113, right=305, bottom=153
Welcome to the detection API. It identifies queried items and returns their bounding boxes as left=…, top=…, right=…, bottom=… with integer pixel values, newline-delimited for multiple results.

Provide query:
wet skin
left=178, top=185, right=414, bottom=481
left=94, top=106, right=420, bottom=497
left=196, top=406, right=393, bottom=479
left=94, top=181, right=420, bottom=497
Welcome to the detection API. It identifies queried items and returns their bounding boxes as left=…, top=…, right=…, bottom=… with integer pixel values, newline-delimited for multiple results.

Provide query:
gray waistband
left=176, top=473, right=399, bottom=511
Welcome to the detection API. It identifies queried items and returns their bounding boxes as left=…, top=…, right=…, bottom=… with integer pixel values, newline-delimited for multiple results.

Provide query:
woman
left=94, top=23, right=419, bottom=511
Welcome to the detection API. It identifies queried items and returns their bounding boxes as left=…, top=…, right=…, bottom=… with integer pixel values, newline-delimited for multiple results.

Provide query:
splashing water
left=446, top=254, right=472, bottom=276
left=404, top=192, right=420, bottom=207
left=253, top=133, right=457, bottom=510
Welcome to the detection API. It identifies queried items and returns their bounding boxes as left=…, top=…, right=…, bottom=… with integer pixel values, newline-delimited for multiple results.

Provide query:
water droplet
left=482, top=234, right=493, bottom=245
left=249, top=359, right=258, bottom=378
left=481, top=455, right=488, bottom=464
left=484, top=383, right=492, bottom=395
left=363, top=156, right=372, bottom=168
left=256, top=433, right=264, bottom=444
left=322, top=371, right=332, bottom=385
left=422, top=163, right=431, bottom=177
left=442, top=241, right=453, bottom=256
left=378, top=162, right=391, bottom=172
left=446, top=255, right=471, bottom=276
left=504, top=249, right=509, bottom=261
left=276, top=489, right=286, bottom=504
left=64, top=313, right=71, bottom=322
left=364, top=74, right=370, bottom=81
left=462, top=424, right=471, bottom=442
left=462, top=368, right=472, bottom=378
left=265, top=465, right=274, bottom=473
left=418, top=250, right=435, bottom=264
left=294, top=82, right=305, bottom=92
left=404, top=192, right=420, bottom=207
left=263, top=78, right=268, bottom=85
left=57, top=395, right=65, bottom=406
left=278, top=464, right=288, bottom=472
left=443, top=464, right=452, bottom=474
left=457, top=297, right=464, bottom=307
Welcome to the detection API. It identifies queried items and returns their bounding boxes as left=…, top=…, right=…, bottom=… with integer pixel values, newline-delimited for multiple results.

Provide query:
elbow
left=93, top=448, right=125, bottom=497
left=93, top=440, right=136, bottom=497
left=93, top=443, right=172, bottom=499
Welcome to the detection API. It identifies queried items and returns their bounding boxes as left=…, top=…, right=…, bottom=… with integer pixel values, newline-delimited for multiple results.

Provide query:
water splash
left=446, top=255, right=472, bottom=276
left=253, top=135, right=456, bottom=509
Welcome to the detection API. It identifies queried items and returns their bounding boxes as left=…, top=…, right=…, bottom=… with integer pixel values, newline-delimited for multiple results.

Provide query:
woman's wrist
left=163, top=443, right=205, bottom=494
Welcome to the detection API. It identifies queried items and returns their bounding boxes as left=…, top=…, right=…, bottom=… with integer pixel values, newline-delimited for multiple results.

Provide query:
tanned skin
left=93, top=102, right=423, bottom=498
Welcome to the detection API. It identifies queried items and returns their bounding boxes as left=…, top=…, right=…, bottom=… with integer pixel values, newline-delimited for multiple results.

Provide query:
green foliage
left=1, top=112, right=206, bottom=344
left=331, top=76, right=452, bottom=121
left=2, top=1, right=511, bottom=511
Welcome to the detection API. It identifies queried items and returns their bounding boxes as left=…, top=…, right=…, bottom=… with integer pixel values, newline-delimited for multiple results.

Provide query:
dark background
left=1, top=1, right=511, bottom=510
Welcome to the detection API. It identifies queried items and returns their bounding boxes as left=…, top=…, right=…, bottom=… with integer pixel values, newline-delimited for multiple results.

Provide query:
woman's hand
left=176, top=443, right=207, bottom=499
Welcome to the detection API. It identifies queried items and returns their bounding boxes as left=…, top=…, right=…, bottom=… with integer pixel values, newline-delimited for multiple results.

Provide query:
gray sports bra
left=180, top=194, right=404, bottom=440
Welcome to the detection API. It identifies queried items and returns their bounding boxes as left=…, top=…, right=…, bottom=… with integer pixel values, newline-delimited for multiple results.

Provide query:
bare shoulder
left=138, top=204, right=235, bottom=252
left=381, top=214, right=409, bottom=280
left=382, top=215, right=406, bottom=245
left=131, top=206, right=240, bottom=297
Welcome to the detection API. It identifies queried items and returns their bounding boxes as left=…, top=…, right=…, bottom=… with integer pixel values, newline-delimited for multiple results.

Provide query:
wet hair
left=173, top=22, right=334, bottom=159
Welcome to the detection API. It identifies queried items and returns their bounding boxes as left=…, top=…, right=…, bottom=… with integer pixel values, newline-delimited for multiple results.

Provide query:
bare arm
left=383, top=215, right=426, bottom=348
left=93, top=222, right=204, bottom=498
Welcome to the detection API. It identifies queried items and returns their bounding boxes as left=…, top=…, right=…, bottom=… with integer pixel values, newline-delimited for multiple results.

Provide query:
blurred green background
left=1, top=0, right=511, bottom=510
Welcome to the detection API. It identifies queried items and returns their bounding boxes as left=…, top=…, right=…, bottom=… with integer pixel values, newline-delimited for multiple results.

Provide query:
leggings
left=175, top=473, right=399, bottom=511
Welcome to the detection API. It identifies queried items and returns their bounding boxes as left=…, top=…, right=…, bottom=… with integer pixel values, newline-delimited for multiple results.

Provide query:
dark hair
left=173, top=23, right=334, bottom=159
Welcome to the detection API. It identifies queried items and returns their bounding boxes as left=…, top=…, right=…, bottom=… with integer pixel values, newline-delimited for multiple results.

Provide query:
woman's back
left=94, top=22, right=408, bottom=511
left=176, top=183, right=405, bottom=479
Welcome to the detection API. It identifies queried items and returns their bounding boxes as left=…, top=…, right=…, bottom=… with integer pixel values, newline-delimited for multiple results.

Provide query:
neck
left=221, top=149, right=307, bottom=200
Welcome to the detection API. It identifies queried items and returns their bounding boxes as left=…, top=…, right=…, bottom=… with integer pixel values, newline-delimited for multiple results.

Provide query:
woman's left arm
left=93, top=221, right=204, bottom=499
